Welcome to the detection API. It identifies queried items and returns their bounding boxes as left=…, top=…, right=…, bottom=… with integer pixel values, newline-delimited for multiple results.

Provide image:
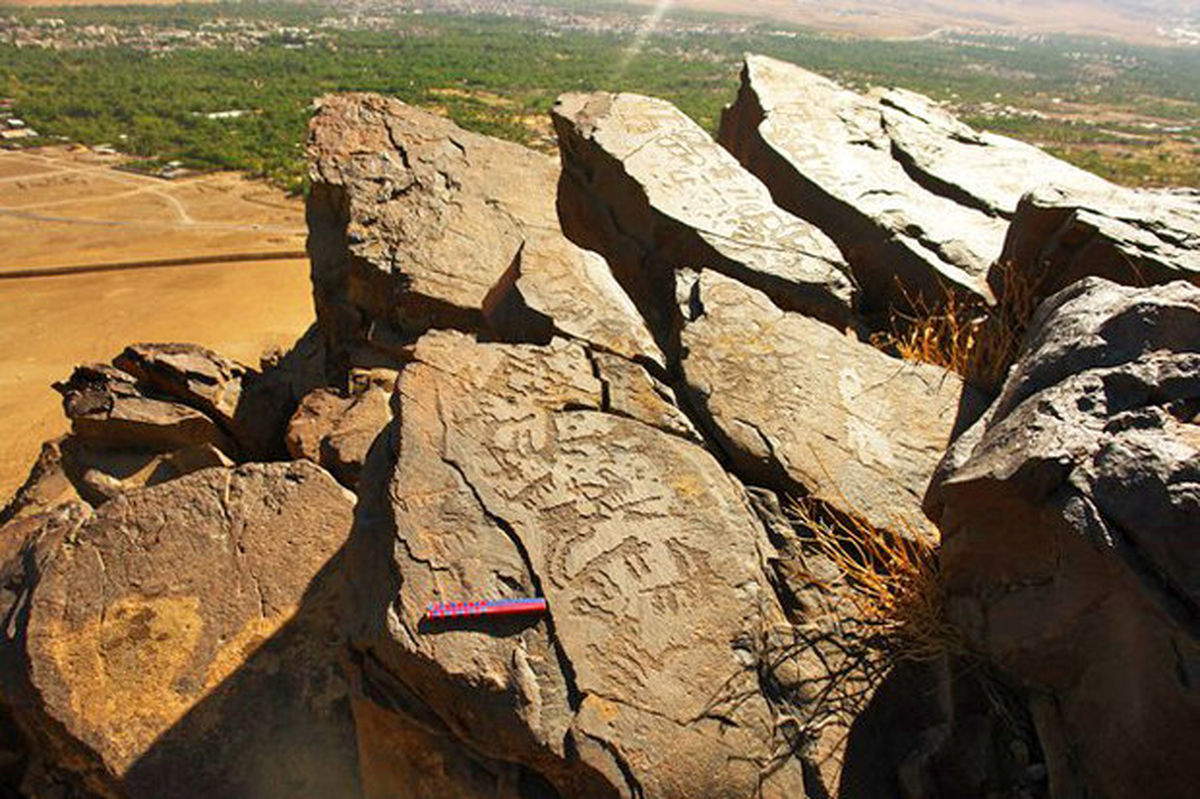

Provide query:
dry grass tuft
left=871, top=261, right=1044, bottom=393
left=788, top=498, right=965, bottom=664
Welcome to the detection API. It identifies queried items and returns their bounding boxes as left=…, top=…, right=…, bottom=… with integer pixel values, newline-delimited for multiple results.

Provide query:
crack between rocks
left=579, top=728, right=646, bottom=799
left=440, top=454, right=584, bottom=713
left=886, top=138, right=1005, bottom=220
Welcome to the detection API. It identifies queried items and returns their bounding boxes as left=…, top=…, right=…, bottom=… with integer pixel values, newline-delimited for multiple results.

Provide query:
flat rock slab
left=719, top=54, right=1002, bottom=315
left=876, top=87, right=1113, bottom=219
left=553, top=91, right=855, bottom=333
left=996, top=183, right=1200, bottom=300
left=306, top=93, right=661, bottom=373
left=928, top=278, right=1200, bottom=799
left=0, top=461, right=360, bottom=799
left=115, top=343, right=293, bottom=460
left=680, top=270, right=978, bottom=538
left=354, top=330, right=808, bottom=799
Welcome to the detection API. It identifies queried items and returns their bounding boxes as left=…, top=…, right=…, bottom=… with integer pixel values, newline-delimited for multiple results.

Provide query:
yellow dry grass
left=788, top=497, right=965, bottom=664
left=871, top=260, right=1042, bottom=393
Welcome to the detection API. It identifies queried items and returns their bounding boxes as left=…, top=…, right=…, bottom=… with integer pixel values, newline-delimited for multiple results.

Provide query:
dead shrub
left=786, top=497, right=966, bottom=664
left=870, top=260, right=1044, bottom=393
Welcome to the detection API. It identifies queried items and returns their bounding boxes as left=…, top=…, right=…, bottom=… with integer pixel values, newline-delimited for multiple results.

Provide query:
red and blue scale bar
left=426, top=597, right=549, bottom=620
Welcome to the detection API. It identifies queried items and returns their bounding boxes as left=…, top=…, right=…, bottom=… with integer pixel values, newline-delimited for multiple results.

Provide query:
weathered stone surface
left=719, top=55, right=1001, bottom=315
left=996, top=183, right=1200, bottom=301
left=65, top=440, right=233, bottom=506
left=0, top=461, right=359, bottom=799
left=553, top=91, right=855, bottom=335
left=348, top=329, right=810, bottom=799
left=306, top=94, right=661, bottom=373
left=286, top=384, right=392, bottom=490
left=877, top=87, right=1113, bottom=219
left=590, top=351, right=700, bottom=443
left=679, top=270, right=981, bottom=537
left=928, top=278, right=1200, bottom=799
left=115, top=343, right=293, bottom=460
left=484, top=235, right=664, bottom=368
left=54, top=364, right=235, bottom=456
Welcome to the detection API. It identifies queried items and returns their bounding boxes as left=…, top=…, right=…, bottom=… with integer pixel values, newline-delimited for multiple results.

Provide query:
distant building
left=0, top=128, right=37, bottom=140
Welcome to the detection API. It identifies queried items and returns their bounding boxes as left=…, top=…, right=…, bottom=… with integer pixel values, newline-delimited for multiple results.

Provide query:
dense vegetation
left=1, top=2, right=1196, bottom=192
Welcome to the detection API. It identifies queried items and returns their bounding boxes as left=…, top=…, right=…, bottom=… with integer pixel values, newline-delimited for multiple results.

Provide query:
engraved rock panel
left=553, top=91, right=855, bottom=334
left=356, top=330, right=808, bottom=798
left=0, top=462, right=359, bottom=798
left=719, top=54, right=1002, bottom=315
left=680, top=270, right=980, bottom=538
left=306, top=94, right=661, bottom=373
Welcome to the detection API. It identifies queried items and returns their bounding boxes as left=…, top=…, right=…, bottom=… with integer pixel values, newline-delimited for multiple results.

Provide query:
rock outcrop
left=0, top=462, right=359, bottom=799
left=927, top=278, right=1200, bottom=799
left=347, top=330, right=812, bottom=799
left=4, top=55, right=1199, bottom=799
left=306, top=94, right=662, bottom=375
left=113, top=343, right=294, bottom=461
left=719, top=54, right=1003, bottom=315
left=996, top=183, right=1200, bottom=301
left=553, top=91, right=855, bottom=340
left=679, top=270, right=981, bottom=537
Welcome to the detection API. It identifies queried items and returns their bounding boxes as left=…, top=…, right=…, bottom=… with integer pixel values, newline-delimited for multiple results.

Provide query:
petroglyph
left=378, top=329, right=808, bottom=797
left=553, top=90, right=855, bottom=330
left=679, top=270, right=974, bottom=538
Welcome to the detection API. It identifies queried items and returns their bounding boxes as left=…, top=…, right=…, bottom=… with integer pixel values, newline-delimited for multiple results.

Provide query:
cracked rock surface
left=306, top=93, right=662, bottom=374
left=679, top=269, right=981, bottom=538
left=553, top=90, right=855, bottom=334
left=928, top=277, right=1200, bottom=799
left=996, top=183, right=1200, bottom=301
left=349, top=330, right=808, bottom=799
left=718, top=54, right=1003, bottom=315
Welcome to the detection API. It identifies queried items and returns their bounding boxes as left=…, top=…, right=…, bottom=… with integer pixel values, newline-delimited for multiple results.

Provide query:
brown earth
left=0, top=147, right=313, bottom=501
left=631, top=0, right=1184, bottom=45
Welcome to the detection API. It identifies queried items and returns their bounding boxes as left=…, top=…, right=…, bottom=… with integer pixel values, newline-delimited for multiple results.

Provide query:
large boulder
left=995, top=183, right=1200, bottom=301
left=927, top=278, right=1200, bottom=799
left=306, top=93, right=661, bottom=375
left=345, top=329, right=815, bottom=799
left=679, top=270, right=981, bottom=538
left=0, top=462, right=360, bottom=799
left=553, top=91, right=855, bottom=342
left=718, top=54, right=1003, bottom=316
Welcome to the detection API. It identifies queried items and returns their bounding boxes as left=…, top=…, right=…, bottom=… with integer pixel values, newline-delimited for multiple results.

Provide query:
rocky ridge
left=0, top=54, right=1196, bottom=799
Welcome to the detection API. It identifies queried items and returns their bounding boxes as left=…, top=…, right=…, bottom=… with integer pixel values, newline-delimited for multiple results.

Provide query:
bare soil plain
left=633, top=0, right=1190, bottom=45
left=0, top=147, right=313, bottom=501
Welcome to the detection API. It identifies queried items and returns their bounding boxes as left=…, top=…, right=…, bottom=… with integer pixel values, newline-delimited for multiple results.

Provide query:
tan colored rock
left=679, top=270, right=980, bottom=537
left=553, top=91, right=855, bottom=334
left=306, top=94, right=661, bottom=373
left=877, top=87, right=1113, bottom=218
left=351, top=329, right=811, bottom=798
left=0, top=461, right=360, bottom=798
left=286, top=384, right=392, bottom=490
left=719, top=54, right=1000, bottom=315
left=590, top=351, right=700, bottom=443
